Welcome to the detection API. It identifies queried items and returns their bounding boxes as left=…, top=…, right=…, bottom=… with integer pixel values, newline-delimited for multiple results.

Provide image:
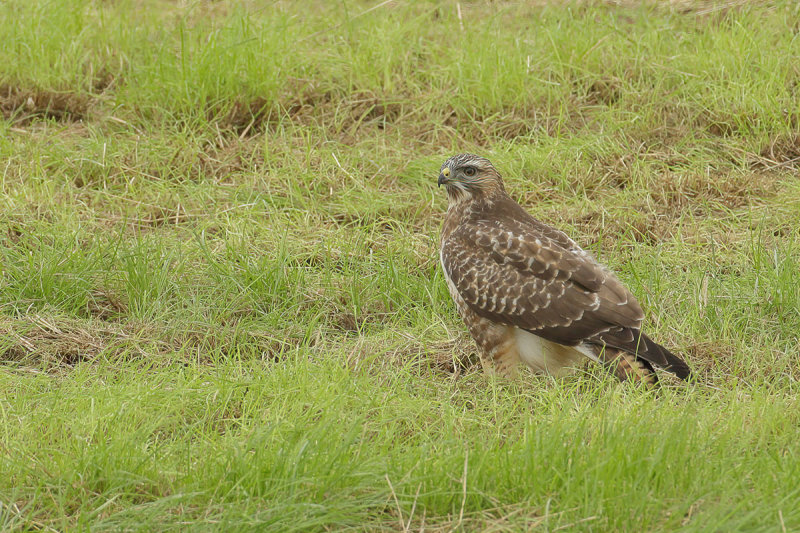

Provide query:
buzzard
left=438, top=154, right=691, bottom=384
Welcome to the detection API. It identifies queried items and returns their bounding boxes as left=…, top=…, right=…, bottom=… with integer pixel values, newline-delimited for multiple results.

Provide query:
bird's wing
left=441, top=218, right=643, bottom=344
left=441, top=217, right=691, bottom=379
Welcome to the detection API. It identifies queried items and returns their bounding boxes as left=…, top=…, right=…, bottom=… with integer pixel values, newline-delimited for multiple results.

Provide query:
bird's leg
left=480, top=344, right=520, bottom=378
left=458, top=310, right=520, bottom=378
left=597, top=346, right=659, bottom=386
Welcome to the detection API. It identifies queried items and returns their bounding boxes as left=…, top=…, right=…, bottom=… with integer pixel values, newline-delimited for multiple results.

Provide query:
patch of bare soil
left=230, top=89, right=407, bottom=142
left=0, top=212, right=56, bottom=251
left=0, top=85, right=90, bottom=123
left=86, top=66, right=118, bottom=93
left=3, top=221, right=25, bottom=246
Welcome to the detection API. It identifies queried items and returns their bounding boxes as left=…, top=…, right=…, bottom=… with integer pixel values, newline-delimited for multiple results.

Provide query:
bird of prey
left=437, top=153, right=691, bottom=385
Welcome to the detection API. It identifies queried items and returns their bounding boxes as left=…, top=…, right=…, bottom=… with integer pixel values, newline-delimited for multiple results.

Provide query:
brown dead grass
left=581, top=77, right=623, bottom=106
left=753, top=133, right=800, bottom=171
left=217, top=79, right=332, bottom=136
left=647, top=170, right=779, bottom=212
left=211, top=84, right=583, bottom=151
left=0, top=315, right=309, bottom=370
left=343, top=333, right=479, bottom=377
left=0, top=315, right=147, bottom=368
left=557, top=166, right=781, bottom=248
left=0, top=311, right=479, bottom=376
left=330, top=309, right=397, bottom=335
left=220, top=96, right=271, bottom=136
left=572, top=209, right=675, bottom=247
left=680, top=340, right=799, bottom=386
left=219, top=89, right=408, bottom=145
left=328, top=297, right=404, bottom=337
left=136, top=203, right=195, bottom=229
left=3, top=221, right=25, bottom=246
left=685, top=340, right=737, bottom=374
left=86, top=290, right=128, bottom=321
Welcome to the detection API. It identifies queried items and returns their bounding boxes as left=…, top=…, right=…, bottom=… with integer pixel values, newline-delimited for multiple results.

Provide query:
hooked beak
left=438, top=167, right=451, bottom=187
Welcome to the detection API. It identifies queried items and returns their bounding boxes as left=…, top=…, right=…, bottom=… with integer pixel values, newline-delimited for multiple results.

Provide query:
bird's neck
left=445, top=181, right=505, bottom=209
left=443, top=188, right=508, bottom=239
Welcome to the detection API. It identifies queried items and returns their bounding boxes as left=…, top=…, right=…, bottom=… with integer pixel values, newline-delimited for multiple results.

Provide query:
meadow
left=1, top=0, right=800, bottom=530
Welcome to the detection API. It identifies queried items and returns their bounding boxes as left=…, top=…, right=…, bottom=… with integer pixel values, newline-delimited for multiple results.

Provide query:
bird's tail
left=593, top=329, right=692, bottom=382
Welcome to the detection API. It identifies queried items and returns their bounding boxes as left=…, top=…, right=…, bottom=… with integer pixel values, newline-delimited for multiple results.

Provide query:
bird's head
left=438, top=153, right=504, bottom=204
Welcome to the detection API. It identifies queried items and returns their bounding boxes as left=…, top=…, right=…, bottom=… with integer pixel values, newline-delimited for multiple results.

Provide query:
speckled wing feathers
left=442, top=220, right=641, bottom=344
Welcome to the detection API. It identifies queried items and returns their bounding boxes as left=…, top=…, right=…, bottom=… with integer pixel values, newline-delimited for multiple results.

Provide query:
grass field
left=1, top=0, right=800, bottom=530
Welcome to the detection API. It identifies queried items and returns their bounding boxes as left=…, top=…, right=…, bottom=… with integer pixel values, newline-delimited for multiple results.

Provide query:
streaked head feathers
left=438, top=153, right=504, bottom=201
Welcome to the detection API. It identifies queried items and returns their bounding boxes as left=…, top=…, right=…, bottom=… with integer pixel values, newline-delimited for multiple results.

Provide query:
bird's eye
left=463, top=167, right=476, bottom=177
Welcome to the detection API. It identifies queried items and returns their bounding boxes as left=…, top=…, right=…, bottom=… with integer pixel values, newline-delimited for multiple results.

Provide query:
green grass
left=1, top=0, right=800, bottom=530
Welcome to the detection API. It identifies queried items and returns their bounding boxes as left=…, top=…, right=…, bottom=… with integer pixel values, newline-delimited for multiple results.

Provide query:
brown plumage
left=438, top=154, right=691, bottom=384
